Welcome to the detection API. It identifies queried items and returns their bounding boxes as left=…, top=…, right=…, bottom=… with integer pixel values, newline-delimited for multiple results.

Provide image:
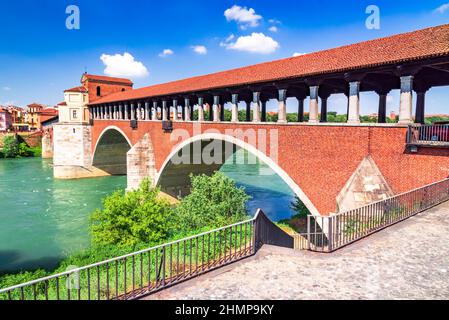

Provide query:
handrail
left=308, top=178, right=449, bottom=252
left=0, top=209, right=291, bottom=300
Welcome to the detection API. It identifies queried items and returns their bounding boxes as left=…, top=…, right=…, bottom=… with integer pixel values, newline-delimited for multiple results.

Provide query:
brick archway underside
left=91, top=120, right=449, bottom=216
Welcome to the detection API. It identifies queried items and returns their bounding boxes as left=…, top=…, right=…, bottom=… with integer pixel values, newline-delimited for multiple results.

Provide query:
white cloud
left=269, top=26, right=278, bottom=33
left=220, top=34, right=235, bottom=47
left=192, top=45, right=207, bottom=55
left=224, top=5, right=262, bottom=29
left=2, top=86, right=11, bottom=91
left=100, top=52, right=149, bottom=78
left=268, top=19, right=281, bottom=25
left=158, top=49, right=174, bottom=58
left=292, top=52, right=306, bottom=57
left=435, top=3, right=449, bottom=13
left=226, top=33, right=279, bottom=54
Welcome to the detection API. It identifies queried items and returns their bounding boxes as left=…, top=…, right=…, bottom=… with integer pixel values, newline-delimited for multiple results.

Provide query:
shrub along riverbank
left=0, top=172, right=252, bottom=297
left=0, top=135, right=41, bottom=158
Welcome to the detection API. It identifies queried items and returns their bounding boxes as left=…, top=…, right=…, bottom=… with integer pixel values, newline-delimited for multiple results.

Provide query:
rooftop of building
left=91, top=24, right=449, bottom=105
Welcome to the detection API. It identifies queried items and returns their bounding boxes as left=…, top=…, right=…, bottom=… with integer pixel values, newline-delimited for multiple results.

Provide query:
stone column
left=130, top=103, right=136, bottom=121
left=144, top=102, right=150, bottom=120
left=113, top=105, right=117, bottom=120
left=172, top=100, right=179, bottom=121
left=347, top=81, right=361, bottom=124
left=184, top=98, right=191, bottom=121
left=138, top=103, right=143, bottom=120
left=109, top=105, right=114, bottom=119
left=152, top=101, right=158, bottom=120
left=415, top=91, right=426, bottom=124
left=252, top=92, right=261, bottom=122
left=124, top=104, right=128, bottom=120
left=231, top=94, right=239, bottom=122
left=399, top=76, right=414, bottom=124
left=162, top=101, right=168, bottom=121
left=309, top=86, right=319, bottom=123
left=213, top=96, right=221, bottom=122
left=377, top=92, right=388, bottom=123
left=198, top=97, right=205, bottom=122
left=278, top=89, right=287, bottom=123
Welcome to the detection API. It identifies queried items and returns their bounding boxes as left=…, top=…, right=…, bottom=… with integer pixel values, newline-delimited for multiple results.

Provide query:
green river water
left=0, top=152, right=295, bottom=273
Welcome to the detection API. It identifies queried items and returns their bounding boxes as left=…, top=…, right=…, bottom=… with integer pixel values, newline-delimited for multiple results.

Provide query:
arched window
left=121, top=88, right=125, bottom=92
left=96, top=86, right=101, bottom=97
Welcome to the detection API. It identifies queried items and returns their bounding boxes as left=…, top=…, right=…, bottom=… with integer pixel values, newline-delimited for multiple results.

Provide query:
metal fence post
left=307, top=215, right=311, bottom=250
left=328, top=216, right=333, bottom=252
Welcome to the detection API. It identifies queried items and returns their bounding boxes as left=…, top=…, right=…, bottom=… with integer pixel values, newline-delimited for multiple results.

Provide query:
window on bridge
left=96, top=86, right=101, bottom=97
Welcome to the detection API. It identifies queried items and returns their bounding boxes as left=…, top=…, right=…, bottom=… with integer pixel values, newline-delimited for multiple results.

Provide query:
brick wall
left=85, top=80, right=133, bottom=104
left=91, top=120, right=449, bottom=215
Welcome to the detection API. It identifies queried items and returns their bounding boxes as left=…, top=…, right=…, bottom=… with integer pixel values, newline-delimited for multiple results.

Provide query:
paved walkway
left=146, top=202, right=449, bottom=300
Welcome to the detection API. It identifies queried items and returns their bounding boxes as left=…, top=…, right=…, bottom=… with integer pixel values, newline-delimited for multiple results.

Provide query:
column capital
left=349, top=81, right=361, bottom=96
left=278, top=89, right=287, bottom=102
left=231, top=93, right=239, bottom=105
left=400, top=75, right=414, bottom=93
left=309, top=86, right=319, bottom=100
left=252, top=91, right=261, bottom=103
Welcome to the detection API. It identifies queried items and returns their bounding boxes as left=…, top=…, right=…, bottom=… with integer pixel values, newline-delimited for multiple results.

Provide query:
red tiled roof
left=92, top=24, right=449, bottom=105
left=57, top=101, right=67, bottom=106
left=64, top=86, right=88, bottom=93
left=83, top=74, right=133, bottom=85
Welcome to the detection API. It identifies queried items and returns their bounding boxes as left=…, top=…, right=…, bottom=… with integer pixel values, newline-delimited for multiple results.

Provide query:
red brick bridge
left=84, top=25, right=449, bottom=216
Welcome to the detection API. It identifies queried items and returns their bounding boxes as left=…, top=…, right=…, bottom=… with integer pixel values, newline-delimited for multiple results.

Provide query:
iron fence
left=407, top=124, right=449, bottom=145
left=308, top=178, right=449, bottom=252
left=0, top=209, right=292, bottom=300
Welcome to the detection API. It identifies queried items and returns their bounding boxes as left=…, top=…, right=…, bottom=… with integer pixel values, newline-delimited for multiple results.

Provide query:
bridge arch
left=155, top=133, right=320, bottom=217
left=92, top=126, right=132, bottom=175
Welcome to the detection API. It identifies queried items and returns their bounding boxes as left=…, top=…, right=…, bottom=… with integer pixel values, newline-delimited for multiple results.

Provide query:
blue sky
left=1, top=0, right=449, bottom=115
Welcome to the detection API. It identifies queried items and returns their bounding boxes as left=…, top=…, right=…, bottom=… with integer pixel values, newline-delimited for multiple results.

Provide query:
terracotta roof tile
left=64, top=86, right=88, bottom=93
left=92, top=24, right=449, bottom=105
left=83, top=74, right=133, bottom=85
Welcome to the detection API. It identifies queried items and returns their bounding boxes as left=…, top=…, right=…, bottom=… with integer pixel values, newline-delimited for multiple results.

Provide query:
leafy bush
left=2, top=136, right=19, bottom=158
left=90, top=179, right=173, bottom=247
left=174, top=172, right=251, bottom=231
left=290, top=195, right=310, bottom=218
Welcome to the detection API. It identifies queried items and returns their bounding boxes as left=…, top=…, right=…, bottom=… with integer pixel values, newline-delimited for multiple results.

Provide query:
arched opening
left=156, top=133, right=320, bottom=219
left=92, top=128, right=131, bottom=175
left=96, top=86, right=101, bottom=97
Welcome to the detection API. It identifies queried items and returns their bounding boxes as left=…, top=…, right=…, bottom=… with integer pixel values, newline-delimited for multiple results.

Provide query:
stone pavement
left=145, top=202, right=449, bottom=300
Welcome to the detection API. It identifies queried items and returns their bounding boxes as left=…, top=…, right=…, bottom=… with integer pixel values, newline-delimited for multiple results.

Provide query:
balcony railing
left=0, top=210, right=293, bottom=301
left=308, top=178, right=449, bottom=252
left=407, top=124, right=449, bottom=146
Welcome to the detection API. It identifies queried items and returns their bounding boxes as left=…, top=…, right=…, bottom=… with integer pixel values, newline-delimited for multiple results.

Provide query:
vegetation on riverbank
left=0, top=135, right=41, bottom=158
left=0, top=172, right=252, bottom=294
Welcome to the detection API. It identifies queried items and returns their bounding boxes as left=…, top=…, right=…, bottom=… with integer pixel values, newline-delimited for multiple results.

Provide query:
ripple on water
left=0, top=153, right=296, bottom=273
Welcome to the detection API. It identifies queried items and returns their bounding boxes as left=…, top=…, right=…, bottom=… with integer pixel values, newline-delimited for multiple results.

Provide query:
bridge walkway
left=144, top=201, right=449, bottom=300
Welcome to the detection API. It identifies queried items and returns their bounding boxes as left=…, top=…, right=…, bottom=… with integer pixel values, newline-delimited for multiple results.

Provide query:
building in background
left=0, top=107, right=13, bottom=132
left=25, top=103, right=58, bottom=131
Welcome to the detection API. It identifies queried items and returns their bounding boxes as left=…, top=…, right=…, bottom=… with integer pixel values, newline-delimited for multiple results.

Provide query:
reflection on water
left=221, top=150, right=296, bottom=222
left=0, top=153, right=295, bottom=273
left=0, top=158, right=126, bottom=273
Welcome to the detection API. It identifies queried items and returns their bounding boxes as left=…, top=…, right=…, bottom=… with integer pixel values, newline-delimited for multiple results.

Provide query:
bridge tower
left=53, top=74, right=133, bottom=179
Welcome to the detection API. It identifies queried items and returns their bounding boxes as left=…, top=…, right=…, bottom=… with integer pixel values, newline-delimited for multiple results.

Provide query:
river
left=0, top=152, right=295, bottom=273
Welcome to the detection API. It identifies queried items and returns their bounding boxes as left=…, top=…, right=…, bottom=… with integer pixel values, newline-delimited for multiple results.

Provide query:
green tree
left=290, top=195, right=310, bottom=218
left=90, top=179, right=173, bottom=247
left=2, top=135, right=19, bottom=158
left=175, top=172, right=251, bottom=231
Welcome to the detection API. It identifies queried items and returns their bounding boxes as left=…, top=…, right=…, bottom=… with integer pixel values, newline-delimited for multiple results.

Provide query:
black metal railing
left=0, top=209, right=292, bottom=300
left=407, top=124, right=449, bottom=145
left=308, top=178, right=449, bottom=252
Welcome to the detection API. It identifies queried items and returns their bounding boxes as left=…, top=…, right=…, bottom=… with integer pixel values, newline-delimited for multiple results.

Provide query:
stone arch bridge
left=55, top=24, right=449, bottom=216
